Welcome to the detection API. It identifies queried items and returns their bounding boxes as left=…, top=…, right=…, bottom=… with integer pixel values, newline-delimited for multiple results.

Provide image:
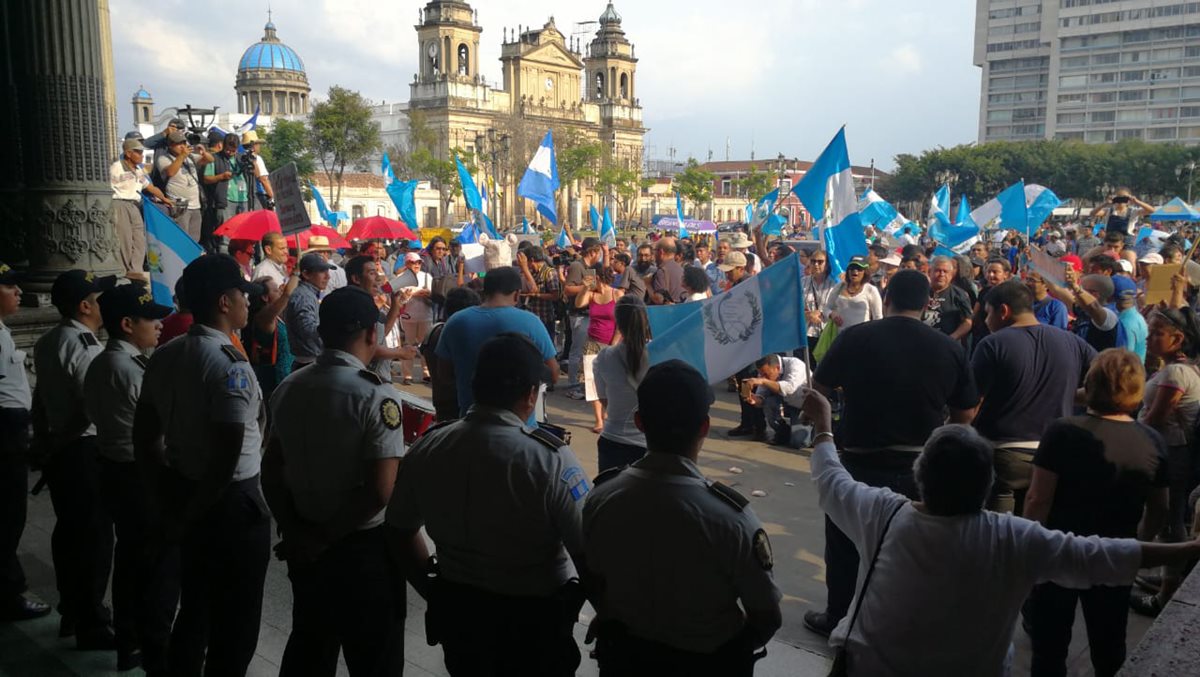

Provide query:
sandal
left=1129, top=592, right=1164, bottom=618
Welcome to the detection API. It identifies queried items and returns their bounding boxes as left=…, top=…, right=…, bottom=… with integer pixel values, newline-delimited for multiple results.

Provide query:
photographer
left=1089, top=187, right=1154, bottom=242
left=142, top=117, right=183, bottom=151
left=200, top=131, right=235, bottom=254
left=240, top=131, right=274, bottom=210
left=153, top=130, right=211, bottom=242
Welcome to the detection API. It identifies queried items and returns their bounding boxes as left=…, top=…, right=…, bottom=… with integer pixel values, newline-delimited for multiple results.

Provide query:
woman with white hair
left=802, top=389, right=1200, bottom=676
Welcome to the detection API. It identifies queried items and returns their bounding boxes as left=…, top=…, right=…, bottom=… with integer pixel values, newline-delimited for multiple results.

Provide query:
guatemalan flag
left=647, top=253, right=807, bottom=383
left=518, top=130, right=560, bottom=225
left=858, top=188, right=911, bottom=239
left=455, top=154, right=498, bottom=238
left=791, top=128, right=867, bottom=281
left=601, top=206, right=617, bottom=247
left=970, top=182, right=1061, bottom=236
left=555, top=226, right=572, bottom=249
left=143, top=202, right=203, bottom=307
left=928, top=184, right=952, bottom=230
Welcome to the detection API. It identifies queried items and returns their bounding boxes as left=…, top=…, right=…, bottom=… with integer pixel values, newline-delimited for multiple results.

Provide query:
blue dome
left=133, top=87, right=152, bottom=99
left=239, top=41, right=305, bottom=72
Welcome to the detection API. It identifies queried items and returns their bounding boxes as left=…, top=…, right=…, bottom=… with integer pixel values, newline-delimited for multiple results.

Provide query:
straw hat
left=723, top=232, right=753, bottom=249
left=303, top=235, right=334, bottom=255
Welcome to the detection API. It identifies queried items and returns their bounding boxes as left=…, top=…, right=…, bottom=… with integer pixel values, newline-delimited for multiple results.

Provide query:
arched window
left=594, top=72, right=605, bottom=99
left=458, top=44, right=469, bottom=75
left=141, top=107, right=149, bottom=122
left=427, top=41, right=439, bottom=74
left=619, top=73, right=628, bottom=99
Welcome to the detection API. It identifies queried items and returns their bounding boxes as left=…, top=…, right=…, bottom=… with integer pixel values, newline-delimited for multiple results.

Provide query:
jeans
left=1026, top=582, right=1132, bottom=677
left=762, top=394, right=799, bottom=443
left=568, top=315, right=589, bottom=387
left=822, top=450, right=920, bottom=621
left=597, top=437, right=646, bottom=473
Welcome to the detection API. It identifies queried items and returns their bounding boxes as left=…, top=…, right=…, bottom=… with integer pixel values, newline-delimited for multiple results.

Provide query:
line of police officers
left=0, top=253, right=784, bottom=677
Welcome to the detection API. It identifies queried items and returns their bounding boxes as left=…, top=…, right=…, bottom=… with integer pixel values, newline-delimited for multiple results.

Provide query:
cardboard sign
left=1145, top=263, right=1183, bottom=306
left=271, top=163, right=309, bottom=235
left=418, top=227, right=453, bottom=247
left=461, top=243, right=485, bottom=275
left=1027, top=245, right=1066, bottom=288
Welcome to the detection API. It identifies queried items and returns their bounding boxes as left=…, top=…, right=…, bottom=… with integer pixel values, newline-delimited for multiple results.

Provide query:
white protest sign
left=271, top=162, right=309, bottom=235
left=1027, top=245, right=1066, bottom=288
left=461, top=243, right=486, bottom=274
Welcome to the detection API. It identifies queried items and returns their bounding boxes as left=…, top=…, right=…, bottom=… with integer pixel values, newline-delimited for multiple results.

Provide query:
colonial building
left=235, top=17, right=311, bottom=117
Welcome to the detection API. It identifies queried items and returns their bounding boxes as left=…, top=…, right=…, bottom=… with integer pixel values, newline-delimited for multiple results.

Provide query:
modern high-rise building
left=974, top=0, right=1200, bottom=145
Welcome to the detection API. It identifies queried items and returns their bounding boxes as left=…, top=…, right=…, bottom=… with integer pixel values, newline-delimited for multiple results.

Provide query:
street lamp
left=1176, top=160, right=1197, bottom=203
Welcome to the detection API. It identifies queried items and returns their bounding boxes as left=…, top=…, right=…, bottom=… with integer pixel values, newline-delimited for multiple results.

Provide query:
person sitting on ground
left=803, top=388, right=1200, bottom=677
left=742, top=353, right=810, bottom=447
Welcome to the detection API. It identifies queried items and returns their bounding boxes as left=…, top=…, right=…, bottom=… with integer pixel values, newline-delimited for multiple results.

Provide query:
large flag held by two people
left=518, top=131, right=560, bottom=226
left=791, top=128, right=867, bottom=281
left=143, top=202, right=203, bottom=307
left=970, top=182, right=1062, bottom=236
left=647, top=254, right=807, bottom=383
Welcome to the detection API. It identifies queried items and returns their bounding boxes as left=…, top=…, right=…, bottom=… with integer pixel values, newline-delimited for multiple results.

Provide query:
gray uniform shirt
left=34, top=319, right=103, bottom=439
left=284, top=281, right=322, bottom=361
left=582, top=453, right=782, bottom=652
left=269, top=350, right=405, bottom=530
left=387, top=406, right=590, bottom=597
left=83, top=339, right=148, bottom=463
left=141, top=324, right=263, bottom=481
left=0, top=321, right=31, bottom=410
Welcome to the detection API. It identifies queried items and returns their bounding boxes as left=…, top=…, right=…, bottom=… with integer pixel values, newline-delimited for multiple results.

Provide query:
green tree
left=673, top=158, right=716, bottom=218
left=734, top=164, right=775, bottom=202
left=596, top=164, right=651, bottom=225
left=410, top=146, right=478, bottom=225
left=308, top=86, right=382, bottom=210
left=555, top=131, right=605, bottom=226
left=261, top=118, right=315, bottom=180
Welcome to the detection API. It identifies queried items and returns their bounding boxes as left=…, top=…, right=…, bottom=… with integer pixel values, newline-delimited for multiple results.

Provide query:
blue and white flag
left=458, top=221, right=479, bottom=245
left=791, top=128, right=867, bottom=281
left=481, top=182, right=490, bottom=214
left=1026, top=186, right=1062, bottom=232
left=969, top=182, right=1059, bottom=237
left=648, top=254, right=807, bottom=383
left=928, top=196, right=980, bottom=254
left=385, top=179, right=419, bottom=229
left=601, top=206, right=617, bottom=247
left=381, top=153, right=397, bottom=185
left=521, top=216, right=531, bottom=234
left=763, top=214, right=786, bottom=236
left=744, top=204, right=754, bottom=225
left=675, top=192, right=690, bottom=239
left=455, top=154, right=482, bottom=212
left=928, top=184, right=952, bottom=229
left=749, top=188, right=780, bottom=232
left=858, top=188, right=911, bottom=237
left=143, top=202, right=203, bottom=308
left=309, top=181, right=334, bottom=225
left=555, top=226, right=572, bottom=249
left=589, top=204, right=602, bottom=232
left=517, top=130, right=560, bottom=225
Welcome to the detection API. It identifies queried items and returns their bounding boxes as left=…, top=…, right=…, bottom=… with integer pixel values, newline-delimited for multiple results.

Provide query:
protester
left=1048, top=271, right=1127, bottom=352
left=583, top=360, right=782, bottom=675
left=285, top=253, right=331, bottom=370
left=804, top=270, right=978, bottom=637
left=1023, top=348, right=1169, bottom=676
left=823, top=256, right=882, bottom=329
left=264, top=286, right=428, bottom=677
left=229, top=239, right=256, bottom=281
left=803, top=388, right=1200, bottom=677
left=724, top=250, right=767, bottom=440
left=695, top=242, right=722, bottom=294
left=682, top=265, right=711, bottom=301
left=345, top=256, right=414, bottom=384
left=386, top=335, right=589, bottom=675
left=801, top=251, right=838, bottom=357
left=970, top=258, right=1012, bottom=345
left=648, top=239, right=687, bottom=305
left=244, top=274, right=299, bottom=400
left=973, top=280, right=1097, bottom=515
left=153, top=130, right=210, bottom=241
left=517, top=246, right=561, bottom=346
left=304, top=236, right=347, bottom=297
left=222, top=134, right=250, bottom=219
left=562, top=238, right=604, bottom=392
left=1112, top=275, right=1148, bottom=361
left=422, top=287, right=481, bottom=422
left=253, top=232, right=290, bottom=287
left=924, top=255, right=973, bottom=341
left=1026, top=271, right=1069, bottom=330
left=742, top=353, right=810, bottom=446
left=610, top=251, right=646, bottom=303
left=1091, top=188, right=1155, bottom=240
left=110, top=137, right=170, bottom=276
left=593, top=296, right=651, bottom=471
left=391, top=252, right=434, bottom=384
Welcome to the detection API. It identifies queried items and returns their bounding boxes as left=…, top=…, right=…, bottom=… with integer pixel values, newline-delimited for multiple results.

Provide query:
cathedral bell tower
left=415, top=0, right=482, bottom=82
left=583, top=3, right=637, bottom=104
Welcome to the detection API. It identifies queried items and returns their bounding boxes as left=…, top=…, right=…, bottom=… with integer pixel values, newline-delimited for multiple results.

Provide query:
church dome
left=132, top=86, right=152, bottom=100
left=238, top=21, right=306, bottom=73
left=599, top=3, right=622, bottom=24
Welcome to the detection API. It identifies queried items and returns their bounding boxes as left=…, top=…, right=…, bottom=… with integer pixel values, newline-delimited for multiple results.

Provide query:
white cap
left=1117, top=259, right=1134, bottom=273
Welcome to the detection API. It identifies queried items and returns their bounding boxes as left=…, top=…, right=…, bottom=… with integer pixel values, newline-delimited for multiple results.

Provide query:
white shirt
left=392, top=268, right=434, bottom=323
left=110, top=159, right=150, bottom=201
left=824, top=283, right=883, bottom=329
left=0, top=321, right=31, bottom=410
left=754, top=356, right=809, bottom=408
left=811, top=441, right=1142, bottom=677
left=252, top=258, right=289, bottom=288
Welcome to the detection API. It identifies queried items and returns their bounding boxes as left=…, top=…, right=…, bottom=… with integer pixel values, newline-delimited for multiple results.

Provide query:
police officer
left=264, top=286, right=427, bottom=676
left=583, top=360, right=783, bottom=676
left=32, top=269, right=117, bottom=647
left=133, top=254, right=270, bottom=677
left=83, top=283, right=172, bottom=671
left=0, top=262, right=50, bottom=622
left=386, top=334, right=590, bottom=676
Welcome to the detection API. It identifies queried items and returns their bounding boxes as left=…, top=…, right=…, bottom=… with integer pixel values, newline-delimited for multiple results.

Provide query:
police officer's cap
left=99, top=283, right=173, bottom=326
left=51, top=269, right=118, bottom=310
left=637, top=360, right=715, bottom=432
left=179, top=254, right=265, bottom=312
left=0, top=261, right=24, bottom=286
left=319, top=287, right=377, bottom=338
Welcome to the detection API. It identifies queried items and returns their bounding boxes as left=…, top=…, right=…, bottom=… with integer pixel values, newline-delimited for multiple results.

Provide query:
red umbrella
left=296, top=225, right=351, bottom=250
left=344, top=216, right=416, bottom=242
left=214, top=210, right=281, bottom=240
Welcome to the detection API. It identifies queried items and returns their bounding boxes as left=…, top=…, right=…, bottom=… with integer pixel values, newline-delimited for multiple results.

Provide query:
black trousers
left=1026, top=582, right=1132, bottom=677
left=596, top=625, right=759, bottom=677
left=99, top=458, right=174, bottom=663
left=279, top=526, right=407, bottom=677
left=735, top=366, right=766, bottom=433
left=165, top=474, right=271, bottom=677
left=433, top=579, right=580, bottom=677
left=45, top=436, right=113, bottom=631
left=0, top=408, right=31, bottom=599
left=821, top=450, right=920, bottom=621
left=200, top=205, right=224, bottom=254
left=596, top=437, right=646, bottom=473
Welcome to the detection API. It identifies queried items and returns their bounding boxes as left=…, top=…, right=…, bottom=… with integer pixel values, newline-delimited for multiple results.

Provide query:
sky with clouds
left=111, top=0, right=980, bottom=171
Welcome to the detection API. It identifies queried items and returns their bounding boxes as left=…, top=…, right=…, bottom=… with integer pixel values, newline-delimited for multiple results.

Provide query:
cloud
left=882, top=44, right=923, bottom=75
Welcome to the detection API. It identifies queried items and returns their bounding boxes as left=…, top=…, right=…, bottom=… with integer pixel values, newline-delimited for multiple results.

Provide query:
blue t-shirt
left=1032, top=296, right=1069, bottom=330
left=435, top=305, right=557, bottom=426
left=1119, top=307, right=1148, bottom=363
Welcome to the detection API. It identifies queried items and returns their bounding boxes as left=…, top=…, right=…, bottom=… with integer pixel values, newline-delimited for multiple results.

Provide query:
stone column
left=0, top=0, right=121, bottom=303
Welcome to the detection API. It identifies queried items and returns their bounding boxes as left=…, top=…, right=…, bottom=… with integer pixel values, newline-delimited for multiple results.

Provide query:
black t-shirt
left=923, top=285, right=972, bottom=337
left=202, top=152, right=231, bottom=210
left=1035, top=415, right=1168, bottom=538
left=971, top=324, right=1096, bottom=442
left=815, top=316, right=979, bottom=449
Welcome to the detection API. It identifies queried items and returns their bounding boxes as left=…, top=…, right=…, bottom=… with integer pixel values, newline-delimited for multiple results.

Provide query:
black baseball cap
left=847, top=255, right=870, bottom=270
left=50, top=269, right=118, bottom=310
left=0, top=261, right=23, bottom=286
left=99, top=283, right=173, bottom=326
left=318, top=286, right=378, bottom=337
left=637, top=360, right=715, bottom=434
left=179, top=254, right=264, bottom=312
left=299, top=252, right=333, bottom=273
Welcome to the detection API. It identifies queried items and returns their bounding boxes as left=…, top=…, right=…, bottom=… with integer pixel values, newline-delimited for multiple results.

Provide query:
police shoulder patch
left=753, top=528, right=774, bottom=571
left=593, top=465, right=626, bottom=486
left=524, top=426, right=566, bottom=451
left=708, top=481, right=749, bottom=512
left=80, top=332, right=100, bottom=348
left=220, top=344, right=248, bottom=362
left=560, top=465, right=591, bottom=502
left=359, top=369, right=383, bottom=385
left=380, top=398, right=401, bottom=430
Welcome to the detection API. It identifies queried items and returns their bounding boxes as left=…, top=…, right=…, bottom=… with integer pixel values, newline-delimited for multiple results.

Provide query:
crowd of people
left=2, top=180, right=1200, bottom=677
